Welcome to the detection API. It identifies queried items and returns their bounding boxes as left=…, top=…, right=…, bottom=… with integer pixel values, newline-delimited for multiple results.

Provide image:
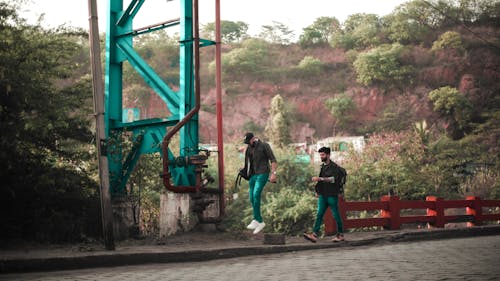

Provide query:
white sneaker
left=246, top=220, right=259, bottom=230
left=253, top=222, right=265, bottom=234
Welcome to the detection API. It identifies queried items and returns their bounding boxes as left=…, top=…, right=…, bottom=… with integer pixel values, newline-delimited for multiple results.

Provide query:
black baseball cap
left=244, top=132, right=254, bottom=144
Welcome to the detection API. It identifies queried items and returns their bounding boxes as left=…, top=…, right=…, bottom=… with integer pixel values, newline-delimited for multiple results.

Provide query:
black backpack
left=234, top=168, right=249, bottom=191
left=335, top=164, right=347, bottom=194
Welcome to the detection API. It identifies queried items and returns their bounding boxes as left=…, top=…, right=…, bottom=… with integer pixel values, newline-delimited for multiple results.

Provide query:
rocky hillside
left=197, top=27, right=499, bottom=144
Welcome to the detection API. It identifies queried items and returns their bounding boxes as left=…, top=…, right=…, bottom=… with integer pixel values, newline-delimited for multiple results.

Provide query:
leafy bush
left=353, top=43, right=415, bottom=89
left=428, top=86, right=473, bottom=139
left=367, top=96, right=418, bottom=133
left=296, top=56, right=324, bottom=77
left=325, top=93, right=356, bottom=134
left=432, top=31, right=465, bottom=53
left=219, top=38, right=269, bottom=80
left=343, top=131, right=431, bottom=201
left=262, top=189, right=316, bottom=234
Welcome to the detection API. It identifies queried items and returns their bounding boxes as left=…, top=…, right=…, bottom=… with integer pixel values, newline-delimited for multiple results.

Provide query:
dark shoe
left=303, top=232, right=318, bottom=243
left=332, top=233, right=345, bottom=242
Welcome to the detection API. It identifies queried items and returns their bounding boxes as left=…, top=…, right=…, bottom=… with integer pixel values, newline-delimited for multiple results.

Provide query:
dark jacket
left=244, top=140, right=276, bottom=176
left=315, top=160, right=342, bottom=196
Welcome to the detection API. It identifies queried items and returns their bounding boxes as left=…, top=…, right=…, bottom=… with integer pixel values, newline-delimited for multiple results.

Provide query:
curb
left=2, top=225, right=500, bottom=274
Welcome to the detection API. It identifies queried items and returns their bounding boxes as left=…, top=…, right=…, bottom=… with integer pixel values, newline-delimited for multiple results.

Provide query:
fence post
left=426, top=196, right=445, bottom=228
left=466, top=196, right=482, bottom=227
left=381, top=195, right=401, bottom=230
left=323, top=195, right=346, bottom=235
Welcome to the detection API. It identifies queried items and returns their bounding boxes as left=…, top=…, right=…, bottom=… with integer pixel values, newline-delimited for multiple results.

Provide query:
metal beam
left=116, top=0, right=145, bottom=26
left=116, top=40, right=180, bottom=113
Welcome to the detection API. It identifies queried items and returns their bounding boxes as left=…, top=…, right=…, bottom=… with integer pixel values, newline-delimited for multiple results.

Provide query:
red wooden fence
left=324, top=196, right=500, bottom=234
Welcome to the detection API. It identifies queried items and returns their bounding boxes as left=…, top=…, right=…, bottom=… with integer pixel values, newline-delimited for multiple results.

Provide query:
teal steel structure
left=104, top=0, right=214, bottom=194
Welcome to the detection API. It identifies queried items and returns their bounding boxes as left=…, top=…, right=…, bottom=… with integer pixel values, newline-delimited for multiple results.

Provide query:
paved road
left=2, top=235, right=499, bottom=281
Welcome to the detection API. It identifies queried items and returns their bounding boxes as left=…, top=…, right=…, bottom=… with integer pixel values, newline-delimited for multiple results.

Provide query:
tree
left=258, top=21, right=294, bottom=45
left=299, top=16, right=340, bottom=47
left=382, top=8, right=429, bottom=44
left=264, top=95, right=292, bottom=147
left=431, top=31, right=465, bottom=54
left=353, top=43, right=414, bottom=89
left=367, top=97, right=419, bottom=133
left=202, top=20, right=249, bottom=43
left=0, top=2, right=99, bottom=242
left=325, top=93, right=356, bottom=135
left=331, top=13, right=383, bottom=50
left=218, top=38, right=269, bottom=79
left=428, top=86, right=473, bottom=139
left=400, top=0, right=448, bottom=29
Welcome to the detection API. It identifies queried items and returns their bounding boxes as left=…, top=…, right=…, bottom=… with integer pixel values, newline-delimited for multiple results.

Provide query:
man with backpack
left=242, top=132, right=278, bottom=234
left=303, top=146, right=346, bottom=243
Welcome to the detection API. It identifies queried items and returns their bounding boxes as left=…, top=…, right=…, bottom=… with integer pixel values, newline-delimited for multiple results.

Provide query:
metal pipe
left=215, top=0, right=225, bottom=217
left=161, top=0, right=201, bottom=193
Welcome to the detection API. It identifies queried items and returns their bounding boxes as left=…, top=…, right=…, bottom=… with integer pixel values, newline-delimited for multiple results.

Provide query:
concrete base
left=112, top=196, right=137, bottom=241
left=200, top=194, right=220, bottom=221
left=159, top=191, right=198, bottom=238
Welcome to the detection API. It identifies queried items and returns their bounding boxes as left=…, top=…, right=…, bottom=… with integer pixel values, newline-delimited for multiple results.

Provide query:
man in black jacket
left=242, top=132, right=277, bottom=234
left=303, top=146, right=345, bottom=243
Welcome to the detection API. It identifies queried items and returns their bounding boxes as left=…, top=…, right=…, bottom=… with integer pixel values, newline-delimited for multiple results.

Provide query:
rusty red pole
left=215, top=0, right=225, bottom=217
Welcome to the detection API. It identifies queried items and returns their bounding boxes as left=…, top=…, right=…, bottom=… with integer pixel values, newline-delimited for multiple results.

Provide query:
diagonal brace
left=117, top=39, right=180, bottom=114
left=116, top=0, right=145, bottom=27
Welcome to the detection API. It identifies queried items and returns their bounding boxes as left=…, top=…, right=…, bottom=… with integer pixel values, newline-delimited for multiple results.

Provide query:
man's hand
left=269, top=173, right=277, bottom=183
left=311, top=176, right=321, bottom=182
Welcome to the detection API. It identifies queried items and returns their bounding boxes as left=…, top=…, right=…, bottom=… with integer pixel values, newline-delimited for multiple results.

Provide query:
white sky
left=21, top=0, right=409, bottom=38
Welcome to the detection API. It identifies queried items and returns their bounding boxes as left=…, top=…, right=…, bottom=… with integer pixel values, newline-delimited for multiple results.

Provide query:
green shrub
left=296, top=56, right=324, bottom=77
left=262, top=189, right=316, bottom=235
left=353, top=43, right=415, bottom=89
left=432, top=31, right=465, bottom=54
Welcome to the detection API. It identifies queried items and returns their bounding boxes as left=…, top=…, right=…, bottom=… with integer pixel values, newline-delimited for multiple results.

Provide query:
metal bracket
left=100, top=139, right=107, bottom=155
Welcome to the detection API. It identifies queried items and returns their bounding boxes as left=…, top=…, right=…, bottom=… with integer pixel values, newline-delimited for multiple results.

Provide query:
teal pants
left=248, top=173, right=269, bottom=223
left=313, top=195, right=344, bottom=234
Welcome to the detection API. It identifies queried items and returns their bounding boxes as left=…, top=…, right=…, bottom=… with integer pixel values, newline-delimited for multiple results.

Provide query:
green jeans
left=313, top=195, right=344, bottom=234
left=248, top=173, right=269, bottom=223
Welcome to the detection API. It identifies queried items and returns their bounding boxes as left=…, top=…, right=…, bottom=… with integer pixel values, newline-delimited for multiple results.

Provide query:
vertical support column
left=105, top=0, right=126, bottom=193
left=381, top=195, right=401, bottom=230
left=177, top=0, right=197, bottom=186
left=466, top=196, right=482, bottom=227
left=426, top=196, right=445, bottom=228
